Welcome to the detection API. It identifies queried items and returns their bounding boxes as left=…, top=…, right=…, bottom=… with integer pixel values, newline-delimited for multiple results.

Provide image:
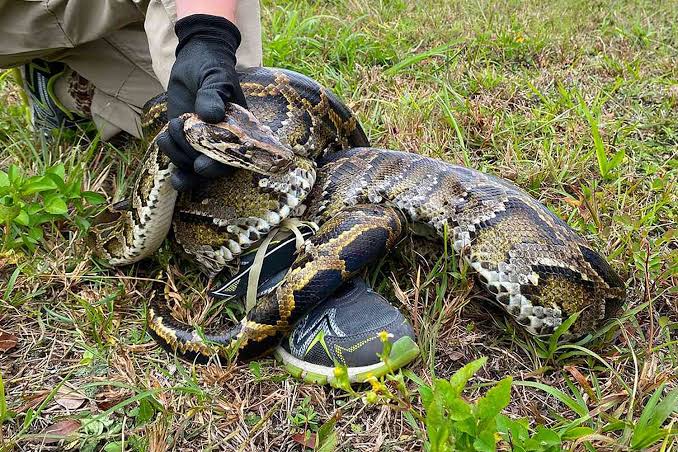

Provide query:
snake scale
left=90, top=67, right=626, bottom=361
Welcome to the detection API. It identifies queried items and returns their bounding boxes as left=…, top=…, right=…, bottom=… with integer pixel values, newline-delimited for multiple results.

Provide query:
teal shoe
left=21, top=59, right=90, bottom=137
left=211, top=228, right=419, bottom=385
left=274, top=278, right=419, bottom=385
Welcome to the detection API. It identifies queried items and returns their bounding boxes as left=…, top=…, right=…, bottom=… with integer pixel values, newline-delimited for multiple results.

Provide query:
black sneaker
left=21, top=59, right=89, bottom=136
left=274, top=278, right=419, bottom=385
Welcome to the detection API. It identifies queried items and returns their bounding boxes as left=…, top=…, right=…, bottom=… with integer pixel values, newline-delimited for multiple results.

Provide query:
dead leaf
left=0, top=331, right=18, bottom=352
left=95, top=388, right=130, bottom=411
left=291, top=432, right=316, bottom=449
left=55, top=388, right=86, bottom=410
left=446, top=350, right=465, bottom=361
left=16, top=391, right=50, bottom=414
left=41, top=419, right=81, bottom=444
left=563, top=196, right=583, bottom=208
left=565, top=365, right=596, bottom=402
left=148, top=418, right=169, bottom=452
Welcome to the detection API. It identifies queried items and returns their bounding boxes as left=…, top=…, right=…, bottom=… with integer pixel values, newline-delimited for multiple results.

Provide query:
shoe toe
left=285, top=277, right=416, bottom=368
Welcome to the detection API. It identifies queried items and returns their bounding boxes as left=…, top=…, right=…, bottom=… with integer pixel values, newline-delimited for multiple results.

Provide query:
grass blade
left=514, top=381, right=589, bottom=418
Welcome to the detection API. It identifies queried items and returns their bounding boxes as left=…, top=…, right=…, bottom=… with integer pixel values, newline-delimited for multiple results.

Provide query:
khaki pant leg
left=54, top=24, right=164, bottom=139
left=0, top=0, right=145, bottom=67
left=0, top=0, right=159, bottom=139
left=0, top=0, right=263, bottom=139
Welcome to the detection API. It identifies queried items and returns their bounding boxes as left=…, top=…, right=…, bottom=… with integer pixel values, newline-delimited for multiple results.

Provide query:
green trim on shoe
left=44, top=65, right=75, bottom=121
left=275, top=336, right=420, bottom=386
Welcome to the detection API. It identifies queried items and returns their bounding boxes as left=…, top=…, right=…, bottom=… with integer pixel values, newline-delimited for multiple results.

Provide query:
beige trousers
left=0, top=0, right=263, bottom=139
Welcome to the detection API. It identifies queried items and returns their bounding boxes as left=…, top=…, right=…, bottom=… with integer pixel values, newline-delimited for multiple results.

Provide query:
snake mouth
left=183, top=109, right=294, bottom=175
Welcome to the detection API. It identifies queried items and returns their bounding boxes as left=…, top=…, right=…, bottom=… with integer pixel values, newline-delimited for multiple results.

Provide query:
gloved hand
left=157, top=14, right=248, bottom=192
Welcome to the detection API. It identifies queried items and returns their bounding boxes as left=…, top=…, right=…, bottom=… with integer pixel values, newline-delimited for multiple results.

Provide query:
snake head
left=182, top=105, right=294, bottom=175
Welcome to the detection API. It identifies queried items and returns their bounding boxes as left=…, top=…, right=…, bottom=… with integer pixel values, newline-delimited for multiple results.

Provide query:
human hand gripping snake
left=89, top=68, right=626, bottom=361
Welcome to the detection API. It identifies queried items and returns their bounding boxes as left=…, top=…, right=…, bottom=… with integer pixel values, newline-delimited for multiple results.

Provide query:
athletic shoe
left=274, top=277, right=419, bottom=385
left=21, top=59, right=89, bottom=137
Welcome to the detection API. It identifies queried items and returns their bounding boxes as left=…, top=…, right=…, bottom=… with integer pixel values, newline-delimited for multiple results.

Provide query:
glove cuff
left=175, top=14, right=242, bottom=55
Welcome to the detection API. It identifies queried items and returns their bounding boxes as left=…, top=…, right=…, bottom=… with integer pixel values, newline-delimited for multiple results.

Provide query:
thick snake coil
left=90, top=68, right=626, bottom=361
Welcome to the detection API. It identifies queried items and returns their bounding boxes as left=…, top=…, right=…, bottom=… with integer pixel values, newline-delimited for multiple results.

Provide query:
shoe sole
left=274, top=336, right=420, bottom=386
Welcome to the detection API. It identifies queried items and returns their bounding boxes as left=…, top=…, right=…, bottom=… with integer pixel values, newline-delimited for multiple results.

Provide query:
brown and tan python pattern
left=90, top=68, right=625, bottom=361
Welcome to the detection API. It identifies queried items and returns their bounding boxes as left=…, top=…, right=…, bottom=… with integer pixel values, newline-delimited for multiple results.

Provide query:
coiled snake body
left=91, top=68, right=625, bottom=361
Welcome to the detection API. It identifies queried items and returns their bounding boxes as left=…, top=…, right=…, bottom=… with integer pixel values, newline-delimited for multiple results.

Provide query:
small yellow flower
left=366, top=375, right=385, bottom=393
left=378, top=331, right=394, bottom=343
left=334, top=366, right=347, bottom=378
left=515, top=34, right=525, bottom=43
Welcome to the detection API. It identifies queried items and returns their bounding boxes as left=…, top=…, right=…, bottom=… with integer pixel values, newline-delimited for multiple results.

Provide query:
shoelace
left=245, top=218, right=319, bottom=313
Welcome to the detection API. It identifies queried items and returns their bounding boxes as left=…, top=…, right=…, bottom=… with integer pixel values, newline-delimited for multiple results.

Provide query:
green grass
left=1, top=0, right=677, bottom=450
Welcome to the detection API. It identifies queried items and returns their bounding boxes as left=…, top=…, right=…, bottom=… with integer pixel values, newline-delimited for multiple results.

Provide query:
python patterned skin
left=90, top=68, right=625, bottom=361
left=91, top=67, right=367, bottom=276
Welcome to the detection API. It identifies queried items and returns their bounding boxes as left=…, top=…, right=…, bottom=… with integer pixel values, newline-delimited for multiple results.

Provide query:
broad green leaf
left=14, top=210, right=29, bottom=226
left=448, top=357, right=487, bottom=396
left=425, top=395, right=452, bottom=450
left=476, top=377, right=512, bottom=424
left=45, top=172, right=67, bottom=192
left=47, top=164, right=66, bottom=181
left=419, top=385, right=434, bottom=408
left=28, top=227, right=44, bottom=241
left=64, top=179, right=82, bottom=198
left=248, top=361, right=262, bottom=379
left=135, top=397, right=155, bottom=425
left=44, top=195, right=68, bottom=215
left=315, top=414, right=338, bottom=452
left=22, top=176, right=58, bottom=195
left=445, top=397, right=473, bottom=422
left=472, top=428, right=497, bottom=452
left=0, top=170, right=9, bottom=187
left=0, top=204, right=19, bottom=222
left=82, top=191, right=106, bottom=205
left=7, top=165, right=23, bottom=186
left=453, top=416, right=476, bottom=436
left=496, top=414, right=529, bottom=445
left=103, top=442, right=123, bottom=452
left=529, top=426, right=561, bottom=449
left=74, top=217, right=91, bottom=232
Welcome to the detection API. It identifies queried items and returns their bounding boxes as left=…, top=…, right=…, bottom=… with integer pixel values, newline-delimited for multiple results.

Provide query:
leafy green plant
left=417, top=357, right=565, bottom=452
left=630, top=385, right=678, bottom=450
left=289, top=397, right=320, bottom=432
left=314, top=413, right=339, bottom=452
left=0, top=163, right=105, bottom=253
left=577, top=92, right=625, bottom=180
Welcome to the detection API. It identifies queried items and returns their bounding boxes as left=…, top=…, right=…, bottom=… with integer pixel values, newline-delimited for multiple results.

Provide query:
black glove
left=157, top=14, right=248, bottom=192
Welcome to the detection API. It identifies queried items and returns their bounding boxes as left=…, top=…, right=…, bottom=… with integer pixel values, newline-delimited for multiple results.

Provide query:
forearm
left=176, top=0, right=237, bottom=22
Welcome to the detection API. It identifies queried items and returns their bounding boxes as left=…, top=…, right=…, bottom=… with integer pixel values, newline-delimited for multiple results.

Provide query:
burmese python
left=90, top=67, right=626, bottom=361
